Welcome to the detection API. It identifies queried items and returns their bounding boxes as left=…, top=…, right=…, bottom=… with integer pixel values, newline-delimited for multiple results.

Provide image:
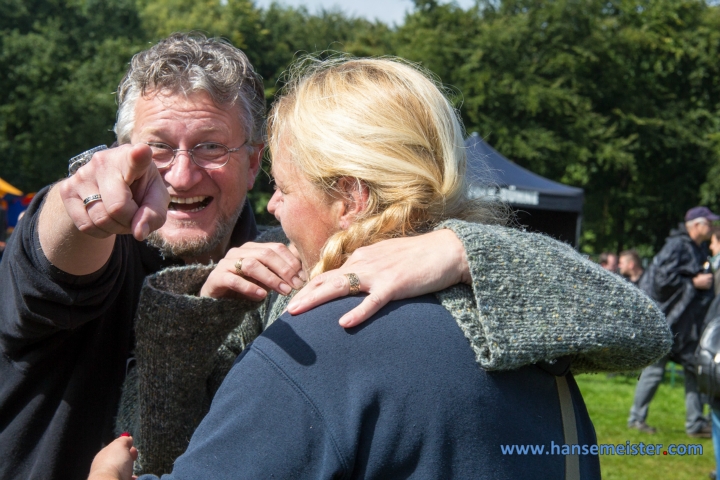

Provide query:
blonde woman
left=91, top=57, right=669, bottom=479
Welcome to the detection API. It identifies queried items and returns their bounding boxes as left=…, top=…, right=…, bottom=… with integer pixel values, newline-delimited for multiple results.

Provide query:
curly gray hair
left=114, top=33, right=265, bottom=146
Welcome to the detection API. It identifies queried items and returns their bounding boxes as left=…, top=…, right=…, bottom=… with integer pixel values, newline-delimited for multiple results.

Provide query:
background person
left=709, top=226, right=720, bottom=296
left=628, top=206, right=717, bottom=437
left=618, top=249, right=644, bottom=286
left=599, top=251, right=618, bottom=273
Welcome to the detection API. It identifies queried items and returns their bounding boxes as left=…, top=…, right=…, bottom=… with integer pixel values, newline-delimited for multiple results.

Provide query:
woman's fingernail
left=298, top=270, right=308, bottom=281
left=291, top=276, right=304, bottom=289
left=120, top=432, right=130, bottom=437
left=279, top=283, right=292, bottom=294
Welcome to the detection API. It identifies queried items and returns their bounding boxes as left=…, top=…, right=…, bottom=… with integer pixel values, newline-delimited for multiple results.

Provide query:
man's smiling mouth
left=169, top=195, right=212, bottom=213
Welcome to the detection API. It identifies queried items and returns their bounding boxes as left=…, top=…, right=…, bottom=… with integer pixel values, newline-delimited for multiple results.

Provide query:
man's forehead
left=139, top=89, right=239, bottom=115
left=132, top=90, right=244, bottom=139
left=139, top=123, right=228, bottom=135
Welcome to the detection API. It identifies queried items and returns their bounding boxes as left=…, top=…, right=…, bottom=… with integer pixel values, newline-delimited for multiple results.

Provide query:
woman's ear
left=335, top=177, right=369, bottom=229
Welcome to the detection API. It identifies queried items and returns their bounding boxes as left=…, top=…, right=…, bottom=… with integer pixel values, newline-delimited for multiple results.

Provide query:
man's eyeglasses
left=145, top=141, right=248, bottom=170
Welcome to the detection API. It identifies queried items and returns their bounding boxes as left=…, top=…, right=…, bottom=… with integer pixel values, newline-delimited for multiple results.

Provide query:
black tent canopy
left=465, top=133, right=584, bottom=247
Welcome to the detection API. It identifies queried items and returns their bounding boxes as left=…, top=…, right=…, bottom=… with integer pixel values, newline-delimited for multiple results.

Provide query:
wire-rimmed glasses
left=145, top=140, right=248, bottom=170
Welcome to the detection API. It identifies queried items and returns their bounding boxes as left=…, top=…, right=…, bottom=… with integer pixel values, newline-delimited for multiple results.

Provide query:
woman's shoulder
left=253, top=294, right=463, bottom=367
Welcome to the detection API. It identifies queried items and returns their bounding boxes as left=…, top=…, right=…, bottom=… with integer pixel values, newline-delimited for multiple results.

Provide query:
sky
left=253, top=0, right=476, bottom=26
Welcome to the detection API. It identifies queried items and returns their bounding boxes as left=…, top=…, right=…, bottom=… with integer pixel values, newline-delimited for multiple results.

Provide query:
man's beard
left=146, top=201, right=244, bottom=260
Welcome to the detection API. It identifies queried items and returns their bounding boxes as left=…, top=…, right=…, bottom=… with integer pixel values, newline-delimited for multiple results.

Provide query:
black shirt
left=0, top=187, right=257, bottom=480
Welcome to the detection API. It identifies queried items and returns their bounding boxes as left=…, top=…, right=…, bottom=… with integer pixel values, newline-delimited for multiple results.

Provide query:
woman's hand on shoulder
left=287, top=229, right=469, bottom=327
left=200, top=242, right=306, bottom=300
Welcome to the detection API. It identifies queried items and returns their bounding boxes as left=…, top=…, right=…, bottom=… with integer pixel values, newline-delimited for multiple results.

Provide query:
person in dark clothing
left=0, top=189, right=255, bottom=480
left=628, top=206, right=717, bottom=437
left=0, top=35, right=264, bottom=480
left=599, top=251, right=618, bottom=273
left=0, top=35, right=501, bottom=480
left=619, top=249, right=644, bottom=286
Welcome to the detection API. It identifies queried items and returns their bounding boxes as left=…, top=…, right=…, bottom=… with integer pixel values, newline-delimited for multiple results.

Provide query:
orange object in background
left=0, top=177, right=22, bottom=197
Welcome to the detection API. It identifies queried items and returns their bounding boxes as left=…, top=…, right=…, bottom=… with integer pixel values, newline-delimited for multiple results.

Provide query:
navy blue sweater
left=140, top=294, right=600, bottom=479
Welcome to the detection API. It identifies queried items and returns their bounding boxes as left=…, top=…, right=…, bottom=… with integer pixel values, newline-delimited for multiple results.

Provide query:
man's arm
left=286, top=219, right=671, bottom=372
left=93, top=342, right=343, bottom=480
left=38, top=144, right=168, bottom=275
left=693, top=272, right=713, bottom=290
left=120, top=265, right=264, bottom=475
left=137, top=344, right=340, bottom=480
left=0, top=187, right=143, bottom=351
left=193, top=219, right=669, bottom=372
left=438, top=220, right=671, bottom=372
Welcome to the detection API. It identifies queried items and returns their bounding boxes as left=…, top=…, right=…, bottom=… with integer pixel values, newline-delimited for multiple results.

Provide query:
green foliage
left=135, top=0, right=260, bottom=53
left=389, top=0, right=720, bottom=255
left=250, top=4, right=394, bottom=96
left=423, top=0, right=720, bottom=255
left=395, top=0, right=481, bottom=87
left=0, top=0, right=146, bottom=191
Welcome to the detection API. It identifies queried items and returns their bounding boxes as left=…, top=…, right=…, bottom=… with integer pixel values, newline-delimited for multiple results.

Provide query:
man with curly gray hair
left=0, top=33, right=275, bottom=480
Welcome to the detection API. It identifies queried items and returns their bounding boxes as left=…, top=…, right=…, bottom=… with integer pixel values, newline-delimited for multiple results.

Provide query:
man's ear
left=335, top=176, right=369, bottom=229
left=246, top=144, right=264, bottom=190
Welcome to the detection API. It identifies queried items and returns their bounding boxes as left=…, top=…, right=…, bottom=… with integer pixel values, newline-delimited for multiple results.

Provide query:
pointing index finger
left=130, top=167, right=169, bottom=241
left=123, top=143, right=155, bottom=184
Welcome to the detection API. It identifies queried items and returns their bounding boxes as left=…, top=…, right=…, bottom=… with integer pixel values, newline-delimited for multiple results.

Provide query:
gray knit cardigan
left=117, top=219, right=671, bottom=475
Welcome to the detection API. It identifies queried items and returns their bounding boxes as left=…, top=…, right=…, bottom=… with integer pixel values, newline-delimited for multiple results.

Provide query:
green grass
left=576, top=372, right=714, bottom=479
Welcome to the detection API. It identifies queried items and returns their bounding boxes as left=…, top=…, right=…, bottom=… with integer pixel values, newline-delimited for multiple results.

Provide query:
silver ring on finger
left=83, top=194, right=102, bottom=207
left=345, top=273, right=361, bottom=295
left=234, top=258, right=244, bottom=276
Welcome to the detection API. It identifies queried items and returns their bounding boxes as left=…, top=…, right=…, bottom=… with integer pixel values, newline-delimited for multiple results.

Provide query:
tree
left=0, top=0, right=146, bottom=192
left=396, top=0, right=720, bottom=254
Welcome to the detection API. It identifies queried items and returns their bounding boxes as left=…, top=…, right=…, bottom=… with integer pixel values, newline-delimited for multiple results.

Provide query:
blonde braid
left=311, top=201, right=426, bottom=277
left=269, top=56, right=508, bottom=278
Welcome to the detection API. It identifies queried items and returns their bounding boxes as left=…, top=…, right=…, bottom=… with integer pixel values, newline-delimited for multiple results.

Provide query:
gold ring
left=83, top=194, right=102, bottom=207
left=345, top=273, right=360, bottom=295
left=234, top=259, right=243, bottom=276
